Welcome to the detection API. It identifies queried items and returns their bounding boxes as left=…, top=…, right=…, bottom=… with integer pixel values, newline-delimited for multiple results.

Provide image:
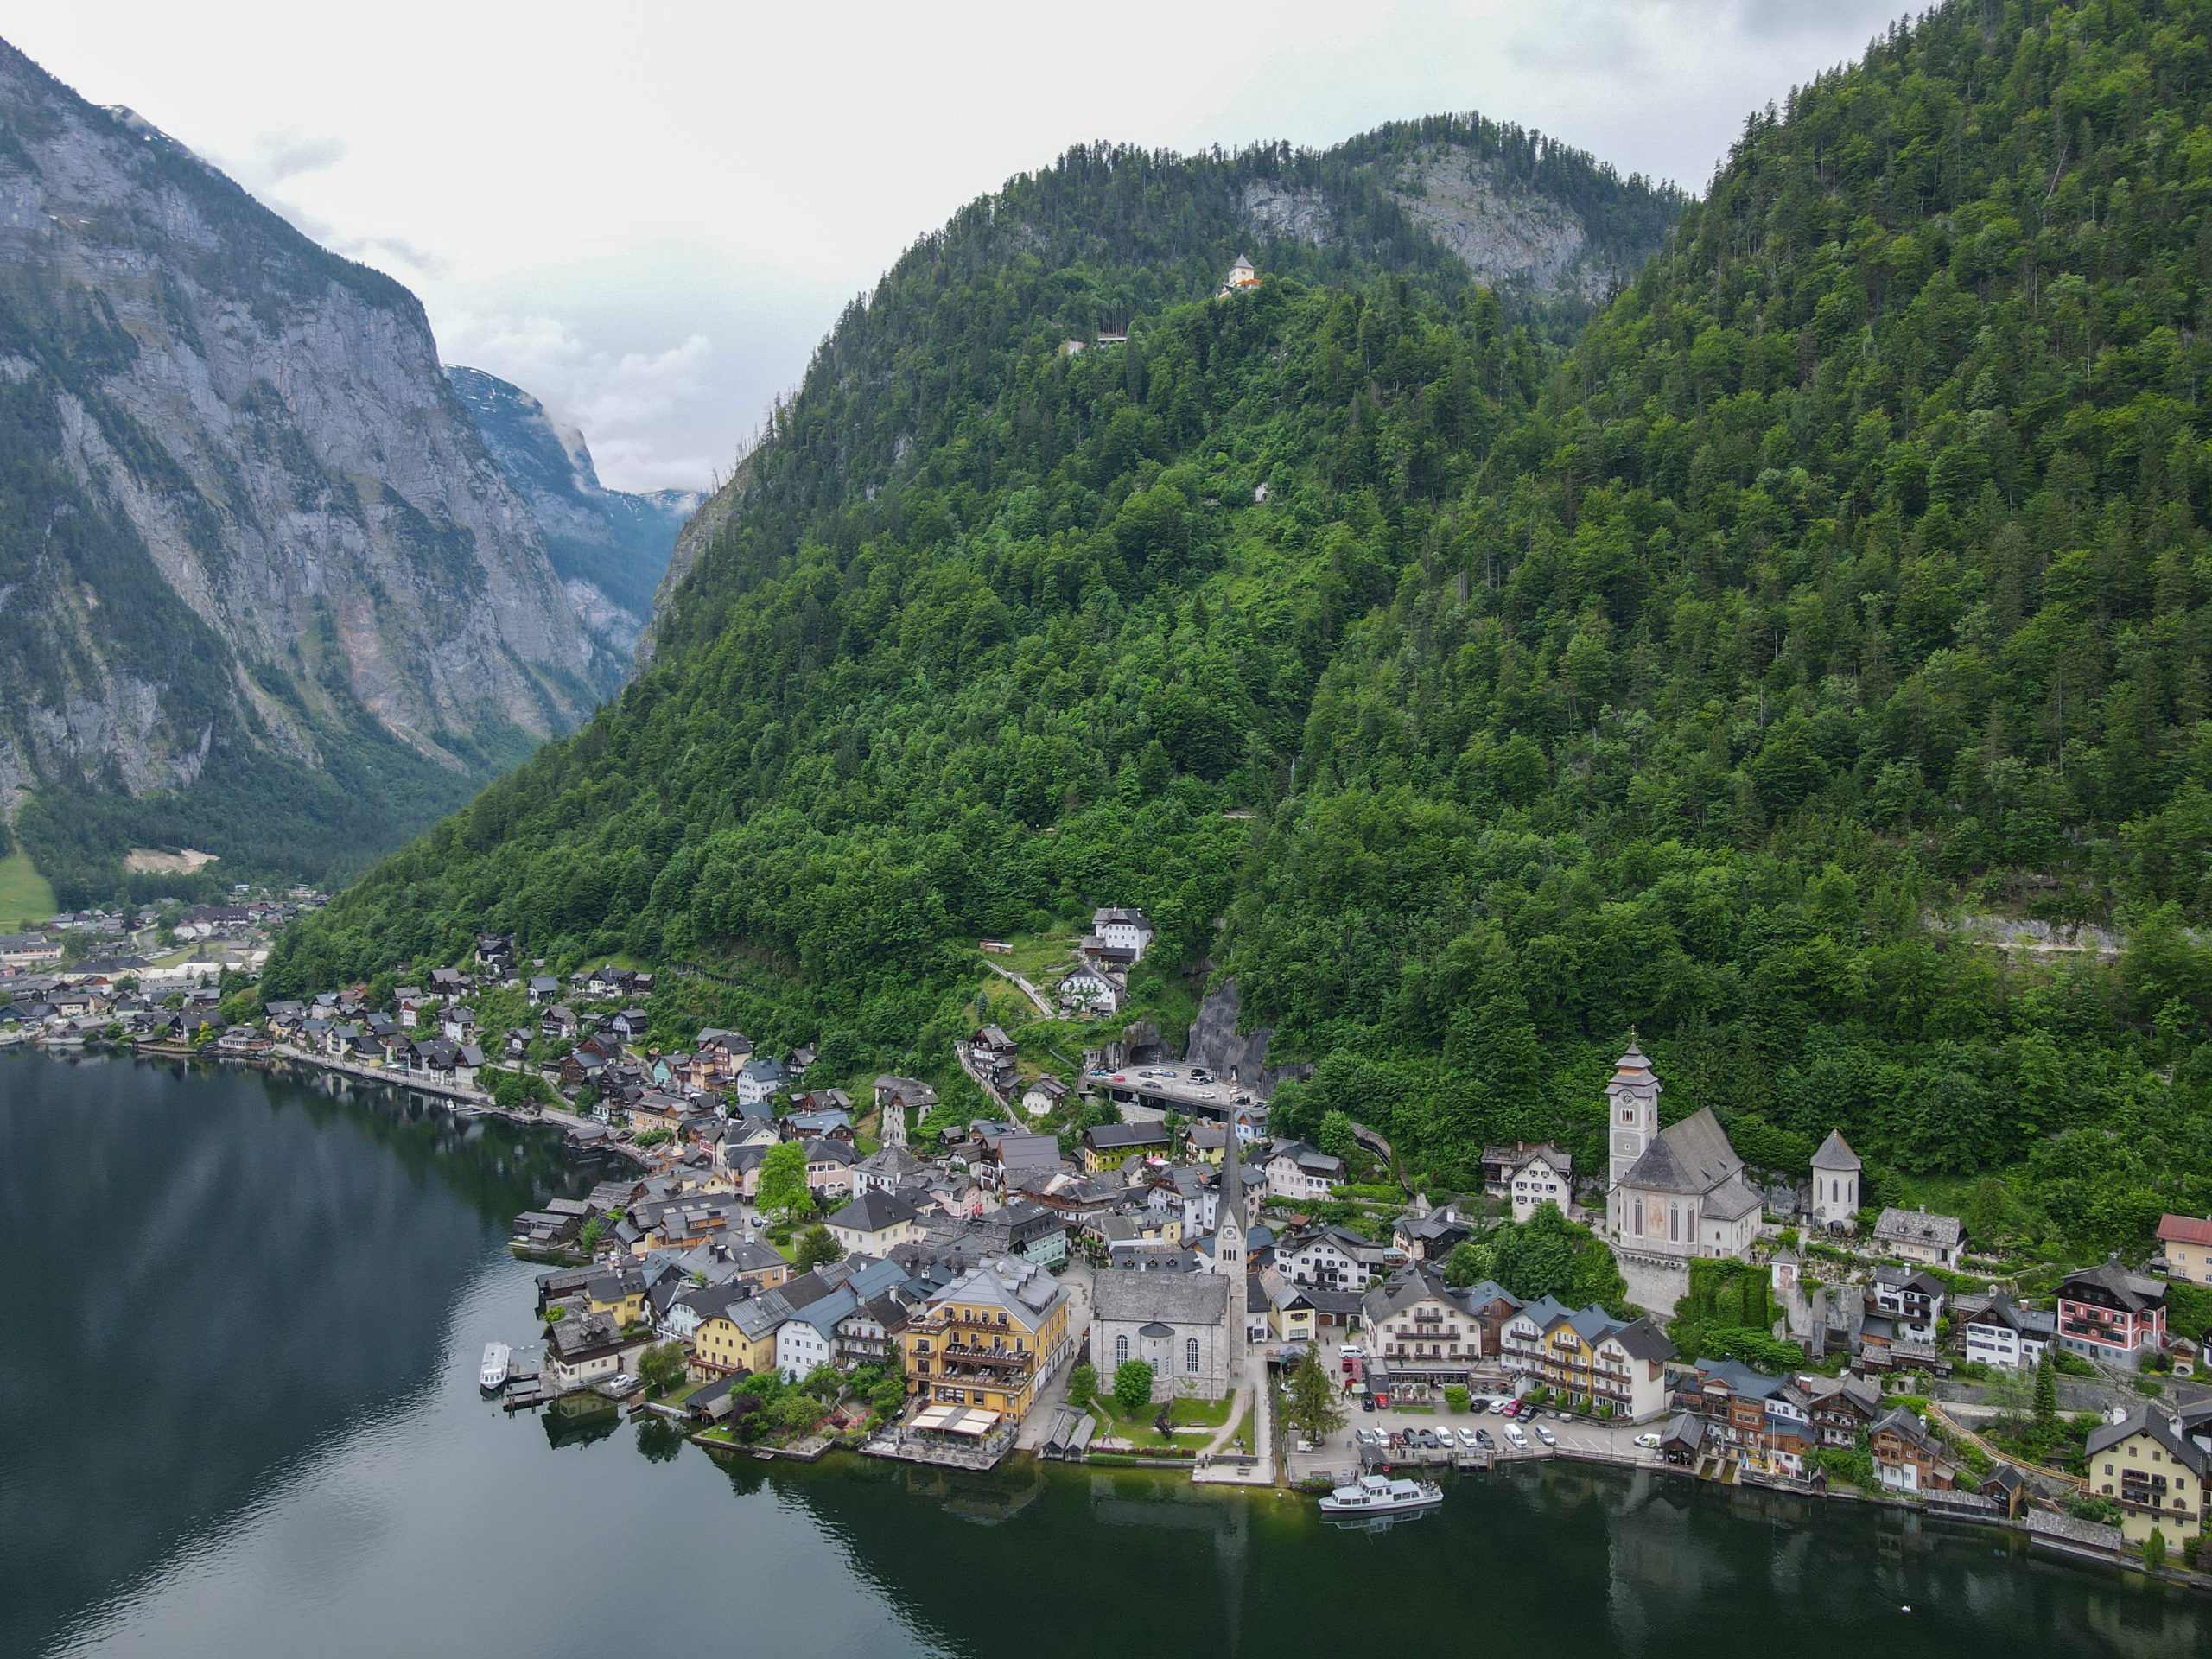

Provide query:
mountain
left=0, top=39, right=620, bottom=902
left=273, top=1, right=2212, bottom=1256
left=444, top=365, right=700, bottom=658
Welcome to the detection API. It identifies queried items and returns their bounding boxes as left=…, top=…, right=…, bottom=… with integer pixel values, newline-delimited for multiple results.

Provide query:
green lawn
left=1090, top=1393, right=1234, bottom=1448
left=0, top=852, right=54, bottom=928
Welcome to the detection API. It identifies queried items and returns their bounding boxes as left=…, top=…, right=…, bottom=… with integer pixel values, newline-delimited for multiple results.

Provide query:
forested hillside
left=272, top=1, right=2212, bottom=1258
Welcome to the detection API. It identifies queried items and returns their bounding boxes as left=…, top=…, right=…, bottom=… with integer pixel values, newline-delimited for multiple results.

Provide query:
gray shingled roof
left=1811, top=1128, right=1861, bottom=1171
left=1092, top=1269, right=1231, bottom=1325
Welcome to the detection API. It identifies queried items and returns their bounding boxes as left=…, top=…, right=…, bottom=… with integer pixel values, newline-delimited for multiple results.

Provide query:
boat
left=1318, top=1472, right=1444, bottom=1516
left=480, top=1341, right=512, bottom=1392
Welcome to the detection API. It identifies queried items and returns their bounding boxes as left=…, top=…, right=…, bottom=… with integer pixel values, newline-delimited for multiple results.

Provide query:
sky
left=15, top=1, right=1916, bottom=494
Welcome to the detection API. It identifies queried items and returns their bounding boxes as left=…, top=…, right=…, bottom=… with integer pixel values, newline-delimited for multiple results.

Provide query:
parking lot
left=1282, top=1371, right=1664, bottom=1485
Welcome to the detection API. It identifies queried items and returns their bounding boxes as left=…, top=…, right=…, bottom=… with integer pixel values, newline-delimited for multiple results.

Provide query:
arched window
left=1115, top=1334, right=1129, bottom=1365
left=1186, top=1337, right=1200, bottom=1374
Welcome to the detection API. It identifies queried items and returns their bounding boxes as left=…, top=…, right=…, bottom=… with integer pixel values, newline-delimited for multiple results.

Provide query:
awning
left=913, top=1404, right=1001, bottom=1437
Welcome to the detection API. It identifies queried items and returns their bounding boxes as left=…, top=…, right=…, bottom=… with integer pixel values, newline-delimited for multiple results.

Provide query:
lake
left=3, top=1048, right=2206, bottom=1658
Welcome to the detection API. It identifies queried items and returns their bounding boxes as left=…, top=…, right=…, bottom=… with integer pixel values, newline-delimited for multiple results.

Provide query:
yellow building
left=2158, top=1216, right=2212, bottom=1287
left=899, top=1258, right=1072, bottom=1426
left=691, top=1297, right=781, bottom=1382
left=2088, top=1409, right=2208, bottom=1548
left=1082, top=1122, right=1171, bottom=1173
left=582, top=1271, right=646, bottom=1327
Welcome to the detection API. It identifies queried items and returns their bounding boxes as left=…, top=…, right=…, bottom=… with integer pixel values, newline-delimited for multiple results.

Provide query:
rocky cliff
left=0, top=38, right=616, bottom=893
left=445, top=365, right=698, bottom=659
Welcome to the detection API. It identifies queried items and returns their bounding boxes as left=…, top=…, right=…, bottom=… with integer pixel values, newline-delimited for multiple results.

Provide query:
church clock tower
left=1606, top=1034, right=1661, bottom=1192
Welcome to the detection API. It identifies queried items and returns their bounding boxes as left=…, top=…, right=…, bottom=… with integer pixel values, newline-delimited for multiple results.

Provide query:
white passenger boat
left=480, top=1341, right=512, bottom=1392
left=1318, top=1472, right=1444, bottom=1516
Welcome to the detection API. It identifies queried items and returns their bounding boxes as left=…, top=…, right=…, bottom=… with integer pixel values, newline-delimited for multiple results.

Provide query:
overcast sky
left=16, top=1, right=1912, bottom=493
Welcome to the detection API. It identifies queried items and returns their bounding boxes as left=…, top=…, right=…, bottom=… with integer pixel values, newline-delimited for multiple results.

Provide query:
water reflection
left=11, top=1051, right=2208, bottom=1659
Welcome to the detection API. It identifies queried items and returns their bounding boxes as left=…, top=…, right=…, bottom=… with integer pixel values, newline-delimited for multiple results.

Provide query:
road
left=1015, top=1261, right=1095, bottom=1450
left=985, top=961, right=1056, bottom=1020
left=1278, top=1334, right=1661, bottom=1485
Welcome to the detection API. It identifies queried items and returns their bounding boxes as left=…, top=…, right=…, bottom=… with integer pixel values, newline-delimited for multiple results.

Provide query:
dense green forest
left=271, top=1, right=2212, bottom=1263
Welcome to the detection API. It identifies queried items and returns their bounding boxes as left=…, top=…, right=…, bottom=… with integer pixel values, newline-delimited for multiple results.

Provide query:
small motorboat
left=1318, top=1472, right=1444, bottom=1516
left=480, top=1341, right=512, bottom=1392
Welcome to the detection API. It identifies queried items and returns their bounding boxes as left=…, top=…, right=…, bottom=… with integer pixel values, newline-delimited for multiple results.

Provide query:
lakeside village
left=14, top=910, right=2212, bottom=1574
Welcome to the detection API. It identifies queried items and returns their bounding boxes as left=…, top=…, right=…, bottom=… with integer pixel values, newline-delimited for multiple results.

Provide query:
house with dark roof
left=1498, top=1297, right=1675, bottom=1421
left=1081, top=1121, right=1170, bottom=1173
left=1871, top=1406, right=1959, bottom=1493
left=1872, top=1205, right=1967, bottom=1268
left=2057, top=1258, right=2168, bottom=1368
left=827, top=1190, right=925, bottom=1255
left=1957, top=1292, right=2056, bottom=1371
left=1676, top=1359, right=1816, bottom=1478
left=1357, top=1266, right=1510, bottom=1385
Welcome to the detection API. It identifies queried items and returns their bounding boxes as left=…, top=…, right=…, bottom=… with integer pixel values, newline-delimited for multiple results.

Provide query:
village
left=10, top=900, right=2212, bottom=1580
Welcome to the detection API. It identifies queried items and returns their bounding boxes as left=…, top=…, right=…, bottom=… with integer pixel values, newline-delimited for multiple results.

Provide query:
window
left=1116, top=1335, right=1129, bottom=1365
left=1186, top=1338, right=1200, bottom=1374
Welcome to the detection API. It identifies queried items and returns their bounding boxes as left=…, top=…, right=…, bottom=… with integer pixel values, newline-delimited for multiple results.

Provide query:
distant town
left=7, top=899, right=2212, bottom=1580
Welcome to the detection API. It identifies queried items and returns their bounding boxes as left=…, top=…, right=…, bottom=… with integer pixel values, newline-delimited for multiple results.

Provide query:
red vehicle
left=1371, top=1389, right=1390, bottom=1409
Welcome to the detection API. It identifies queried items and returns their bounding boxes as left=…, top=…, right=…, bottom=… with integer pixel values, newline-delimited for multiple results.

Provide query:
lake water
left=3, top=1048, right=2208, bottom=1658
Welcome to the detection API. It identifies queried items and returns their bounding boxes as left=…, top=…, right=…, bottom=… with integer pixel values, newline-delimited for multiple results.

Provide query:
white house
left=774, top=1290, right=851, bottom=1382
left=1510, top=1147, right=1573, bottom=1223
left=736, top=1056, right=789, bottom=1109
left=1266, top=1141, right=1345, bottom=1201
left=1873, top=1206, right=1967, bottom=1268
left=1090, top=906, right=1155, bottom=963
left=825, top=1190, right=924, bottom=1256
left=1274, top=1225, right=1383, bottom=1291
left=1021, top=1076, right=1070, bottom=1117
left=1961, top=1294, right=2056, bottom=1370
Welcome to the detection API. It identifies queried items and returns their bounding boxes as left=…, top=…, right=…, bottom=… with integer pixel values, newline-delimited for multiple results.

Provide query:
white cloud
left=15, top=0, right=1920, bottom=491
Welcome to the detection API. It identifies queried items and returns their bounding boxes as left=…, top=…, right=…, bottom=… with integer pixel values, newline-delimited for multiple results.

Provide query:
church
left=1086, top=1117, right=1247, bottom=1402
left=1602, top=1037, right=1768, bottom=1262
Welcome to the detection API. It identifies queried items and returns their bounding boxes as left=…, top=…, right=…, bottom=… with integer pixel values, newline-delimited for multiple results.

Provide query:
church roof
left=1811, top=1129, right=1861, bottom=1172
left=1611, top=1039, right=1656, bottom=1085
left=1616, top=1105, right=1743, bottom=1196
left=1617, top=1132, right=1697, bottom=1194
left=1662, top=1107, right=1742, bottom=1187
left=1699, top=1175, right=1764, bottom=1222
left=1093, top=1269, right=1230, bottom=1325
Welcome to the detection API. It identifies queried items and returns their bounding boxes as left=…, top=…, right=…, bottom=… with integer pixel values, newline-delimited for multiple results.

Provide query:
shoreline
left=3, top=1040, right=2198, bottom=1592
left=29, top=1034, right=658, bottom=1167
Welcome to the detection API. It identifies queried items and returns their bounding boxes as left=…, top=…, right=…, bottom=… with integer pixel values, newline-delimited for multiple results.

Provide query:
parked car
left=1486, top=1397, right=1510, bottom=1414
left=1357, top=1427, right=1382, bottom=1446
left=1295, top=1439, right=1317, bottom=1453
left=1505, top=1425, right=1529, bottom=1449
left=1634, top=1432, right=1662, bottom=1449
left=1420, top=1428, right=1444, bottom=1450
left=1456, top=1427, right=1481, bottom=1449
left=1360, top=1392, right=1376, bottom=1414
left=1474, top=1428, right=1494, bottom=1449
left=1535, top=1424, right=1557, bottom=1447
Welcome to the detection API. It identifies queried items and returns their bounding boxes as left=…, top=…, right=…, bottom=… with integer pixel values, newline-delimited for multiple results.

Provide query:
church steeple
left=1214, top=1130, right=1244, bottom=1276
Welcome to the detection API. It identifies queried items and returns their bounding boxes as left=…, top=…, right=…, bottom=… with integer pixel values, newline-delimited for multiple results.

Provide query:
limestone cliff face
left=1242, top=144, right=1643, bottom=302
left=0, top=39, right=612, bottom=830
left=445, top=365, right=698, bottom=663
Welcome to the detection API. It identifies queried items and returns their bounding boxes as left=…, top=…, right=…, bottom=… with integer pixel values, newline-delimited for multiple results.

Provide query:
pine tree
left=1285, top=1344, right=1345, bottom=1443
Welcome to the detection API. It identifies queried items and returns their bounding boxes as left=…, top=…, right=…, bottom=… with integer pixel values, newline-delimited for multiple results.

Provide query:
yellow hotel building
left=899, top=1257, right=1072, bottom=1425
